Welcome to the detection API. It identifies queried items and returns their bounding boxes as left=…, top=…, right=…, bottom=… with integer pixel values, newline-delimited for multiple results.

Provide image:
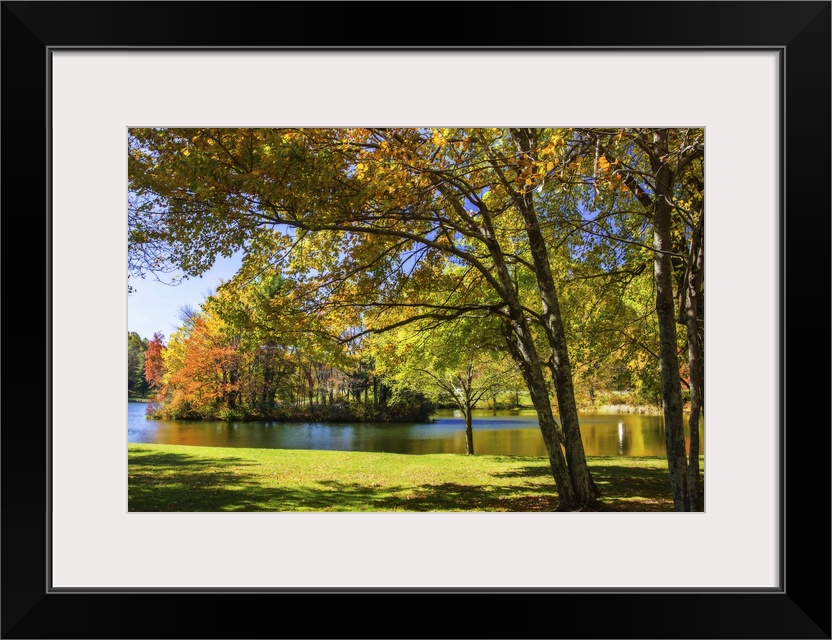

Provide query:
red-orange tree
left=143, top=333, right=166, bottom=393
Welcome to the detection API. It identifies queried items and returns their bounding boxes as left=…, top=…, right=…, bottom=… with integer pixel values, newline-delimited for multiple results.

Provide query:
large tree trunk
left=482, top=235, right=579, bottom=506
left=532, top=255, right=599, bottom=503
left=652, top=130, right=689, bottom=511
left=437, top=154, right=589, bottom=510
left=547, top=359, right=599, bottom=498
left=502, top=317, right=577, bottom=509
left=509, top=128, right=600, bottom=506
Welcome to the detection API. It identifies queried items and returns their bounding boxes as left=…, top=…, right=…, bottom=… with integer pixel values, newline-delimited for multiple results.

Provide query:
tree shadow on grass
left=129, top=450, right=267, bottom=511
left=130, top=450, right=373, bottom=512
left=128, top=450, right=559, bottom=512
left=589, top=463, right=676, bottom=512
left=313, top=479, right=558, bottom=511
left=489, top=459, right=694, bottom=512
left=129, top=450, right=694, bottom=512
left=489, top=463, right=553, bottom=479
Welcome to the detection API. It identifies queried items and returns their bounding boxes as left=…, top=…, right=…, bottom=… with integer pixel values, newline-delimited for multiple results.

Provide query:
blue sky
left=127, top=251, right=243, bottom=340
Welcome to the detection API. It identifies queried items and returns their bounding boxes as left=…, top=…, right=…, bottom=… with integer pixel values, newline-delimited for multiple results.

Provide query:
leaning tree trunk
left=502, top=316, right=578, bottom=509
left=652, top=130, right=689, bottom=511
left=528, top=241, right=599, bottom=504
left=436, top=165, right=585, bottom=510
left=510, top=128, right=600, bottom=506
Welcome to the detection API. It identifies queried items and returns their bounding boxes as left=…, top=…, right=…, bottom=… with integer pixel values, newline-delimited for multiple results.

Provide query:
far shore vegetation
left=128, top=387, right=675, bottom=421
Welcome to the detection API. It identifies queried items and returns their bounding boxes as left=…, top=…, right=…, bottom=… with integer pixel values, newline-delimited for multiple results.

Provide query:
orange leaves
left=160, top=314, right=243, bottom=416
left=455, top=135, right=471, bottom=152
left=143, top=333, right=167, bottom=391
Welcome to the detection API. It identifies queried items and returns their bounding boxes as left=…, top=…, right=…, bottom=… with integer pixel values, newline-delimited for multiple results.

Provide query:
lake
left=128, top=402, right=704, bottom=457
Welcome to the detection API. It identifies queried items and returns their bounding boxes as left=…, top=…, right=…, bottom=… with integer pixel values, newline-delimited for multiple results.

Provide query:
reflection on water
left=128, top=403, right=704, bottom=457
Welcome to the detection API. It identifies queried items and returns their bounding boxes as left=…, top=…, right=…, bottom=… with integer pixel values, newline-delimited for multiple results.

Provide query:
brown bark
left=509, top=128, right=600, bottom=506
left=464, top=406, right=474, bottom=456
left=651, top=129, right=689, bottom=511
left=439, top=171, right=580, bottom=508
left=502, top=316, right=577, bottom=509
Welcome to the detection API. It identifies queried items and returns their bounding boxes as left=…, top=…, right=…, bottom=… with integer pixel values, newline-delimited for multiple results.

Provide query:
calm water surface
left=128, top=402, right=704, bottom=456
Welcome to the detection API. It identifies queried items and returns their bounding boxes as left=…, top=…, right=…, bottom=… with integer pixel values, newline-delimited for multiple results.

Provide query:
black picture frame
left=2, top=2, right=829, bottom=638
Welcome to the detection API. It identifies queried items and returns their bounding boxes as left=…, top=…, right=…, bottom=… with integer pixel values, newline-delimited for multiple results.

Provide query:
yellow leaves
left=546, top=161, right=555, bottom=172
left=597, top=156, right=610, bottom=171
left=263, top=145, right=272, bottom=156
left=355, top=162, right=367, bottom=180
left=431, top=129, right=447, bottom=147
left=515, top=169, right=530, bottom=186
left=543, top=134, right=565, bottom=153
left=182, top=149, right=190, bottom=157
left=565, top=155, right=585, bottom=171
left=394, top=146, right=413, bottom=162
left=516, top=166, right=542, bottom=189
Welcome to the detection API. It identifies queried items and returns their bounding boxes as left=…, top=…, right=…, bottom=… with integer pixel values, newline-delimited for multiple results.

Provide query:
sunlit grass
left=128, top=444, right=703, bottom=512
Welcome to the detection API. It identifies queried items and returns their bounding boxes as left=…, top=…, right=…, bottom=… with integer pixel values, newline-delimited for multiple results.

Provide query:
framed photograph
left=3, top=2, right=829, bottom=638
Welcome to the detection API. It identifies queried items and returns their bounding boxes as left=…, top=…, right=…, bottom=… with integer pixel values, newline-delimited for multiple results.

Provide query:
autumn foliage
left=130, top=127, right=704, bottom=510
left=143, top=296, right=432, bottom=422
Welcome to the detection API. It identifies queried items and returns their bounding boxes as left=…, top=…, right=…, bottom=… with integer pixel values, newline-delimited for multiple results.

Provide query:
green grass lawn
left=128, top=443, right=703, bottom=512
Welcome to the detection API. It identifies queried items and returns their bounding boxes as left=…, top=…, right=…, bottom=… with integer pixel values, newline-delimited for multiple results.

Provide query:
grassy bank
left=129, top=444, right=703, bottom=512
